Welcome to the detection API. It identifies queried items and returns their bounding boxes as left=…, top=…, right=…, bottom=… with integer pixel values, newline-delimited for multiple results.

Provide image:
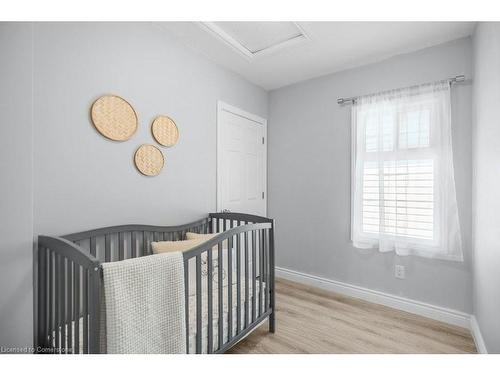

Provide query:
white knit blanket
left=101, top=252, right=186, bottom=354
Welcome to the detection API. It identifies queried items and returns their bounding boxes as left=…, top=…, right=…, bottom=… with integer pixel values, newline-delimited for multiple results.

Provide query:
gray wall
left=472, top=22, right=500, bottom=353
left=33, top=22, right=268, bottom=236
left=269, top=37, right=473, bottom=313
left=0, top=23, right=34, bottom=349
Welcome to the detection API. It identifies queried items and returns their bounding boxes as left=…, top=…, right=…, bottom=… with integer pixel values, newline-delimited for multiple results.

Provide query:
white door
left=217, top=101, right=267, bottom=216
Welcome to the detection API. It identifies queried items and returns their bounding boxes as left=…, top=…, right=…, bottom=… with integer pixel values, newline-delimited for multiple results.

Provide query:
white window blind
left=351, top=81, right=463, bottom=261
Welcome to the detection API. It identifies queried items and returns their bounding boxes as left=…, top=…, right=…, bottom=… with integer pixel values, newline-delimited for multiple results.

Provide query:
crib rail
left=35, top=213, right=275, bottom=354
left=61, top=218, right=210, bottom=263
left=62, top=218, right=210, bottom=243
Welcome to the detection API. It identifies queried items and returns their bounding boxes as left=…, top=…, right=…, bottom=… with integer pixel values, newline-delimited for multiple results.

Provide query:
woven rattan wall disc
left=134, top=144, right=164, bottom=176
left=91, top=95, right=138, bottom=141
left=151, top=116, right=179, bottom=147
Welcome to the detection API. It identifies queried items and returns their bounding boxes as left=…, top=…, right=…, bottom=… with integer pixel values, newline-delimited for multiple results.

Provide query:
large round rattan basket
left=91, top=95, right=138, bottom=141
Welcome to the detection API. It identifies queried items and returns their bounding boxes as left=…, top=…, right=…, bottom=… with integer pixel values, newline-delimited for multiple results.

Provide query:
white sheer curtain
left=351, top=81, right=463, bottom=261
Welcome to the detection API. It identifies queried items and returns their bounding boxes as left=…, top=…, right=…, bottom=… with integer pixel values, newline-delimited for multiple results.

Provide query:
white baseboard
left=276, top=266, right=471, bottom=329
left=470, top=315, right=488, bottom=353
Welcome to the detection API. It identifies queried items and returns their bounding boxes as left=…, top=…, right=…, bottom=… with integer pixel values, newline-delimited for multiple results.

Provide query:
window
left=351, top=81, right=463, bottom=261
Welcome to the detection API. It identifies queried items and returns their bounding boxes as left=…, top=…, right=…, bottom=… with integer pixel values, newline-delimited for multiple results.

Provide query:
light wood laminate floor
left=229, top=278, right=476, bottom=354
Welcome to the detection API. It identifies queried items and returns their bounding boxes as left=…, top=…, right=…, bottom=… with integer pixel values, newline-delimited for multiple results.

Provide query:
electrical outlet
left=395, top=265, right=406, bottom=279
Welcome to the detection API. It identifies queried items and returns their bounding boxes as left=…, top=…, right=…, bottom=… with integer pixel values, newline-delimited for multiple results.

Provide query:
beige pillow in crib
left=185, top=232, right=216, bottom=241
left=185, top=232, right=218, bottom=245
left=151, top=238, right=208, bottom=254
left=151, top=233, right=223, bottom=256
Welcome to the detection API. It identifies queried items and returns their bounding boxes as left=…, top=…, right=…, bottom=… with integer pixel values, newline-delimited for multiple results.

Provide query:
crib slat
left=218, top=242, right=223, bottom=349
left=259, top=230, right=264, bottom=316
left=227, top=237, right=233, bottom=340
left=148, top=232, right=154, bottom=254
left=131, top=232, right=137, bottom=258
left=48, top=251, right=54, bottom=350
left=196, top=255, right=202, bottom=354
left=90, top=237, right=96, bottom=257
left=245, top=233, right=250, bottom=327
left=184, top=258, right=189, bottom=354
left=207, top=245, right=213, bottom=354
left=118, top=232, right=124, bottom=261
left=89, top=266, right=101, bottom=353
left=55, top=253, right=60, bottom=351
left=64, top=258, right=69, bottom=353
left=105, top=235, right=111, bottom=262
left=44, top=248, right=50, bottom=348
left=251, top=230, right=257, bottom=322
left=67, top=259, right=73, bottom=353
left=63, top=257, right=68, bottom=353
left=140, top=231, right=149, bottom=256
left=38, top=246, right=46, bottom=348
left=60, top=255, right=65, bottom=352
left=142, top=231, right=147, bottom=257
left=74, top=265, right=80, bottom=354
left=82, top=269, right=88, bottom=353
left=236, top=232, right=241, bottom=334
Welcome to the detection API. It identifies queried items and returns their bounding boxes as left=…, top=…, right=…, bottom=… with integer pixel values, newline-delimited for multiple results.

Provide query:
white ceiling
left=210, top=22, right=305, bottom=54
left=159, top=22, right=476, bottom=91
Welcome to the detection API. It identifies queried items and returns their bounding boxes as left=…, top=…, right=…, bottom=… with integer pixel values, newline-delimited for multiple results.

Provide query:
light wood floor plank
left=229, top=278, right=476, bottom=354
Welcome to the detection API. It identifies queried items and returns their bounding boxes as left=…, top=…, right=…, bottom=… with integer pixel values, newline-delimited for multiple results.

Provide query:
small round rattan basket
left=151, top=116, right=179, bottom=147
left=134, top=144, right=164, bottom=176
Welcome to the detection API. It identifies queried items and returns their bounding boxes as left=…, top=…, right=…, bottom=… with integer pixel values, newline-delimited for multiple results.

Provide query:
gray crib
left=34, top=212, right=275, bottom=354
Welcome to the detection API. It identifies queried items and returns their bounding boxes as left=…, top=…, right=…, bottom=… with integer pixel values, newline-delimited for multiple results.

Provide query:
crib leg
left=268, top=220, right=275, bottom=334
left=269, top=311, right=275, bottom=333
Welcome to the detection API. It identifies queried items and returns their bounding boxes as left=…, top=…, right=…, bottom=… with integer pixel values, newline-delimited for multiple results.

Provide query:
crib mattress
left=51, top=280, right=266, bottom=354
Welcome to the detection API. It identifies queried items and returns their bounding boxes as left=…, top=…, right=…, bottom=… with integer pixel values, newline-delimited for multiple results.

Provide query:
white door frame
left=216, top=100, right=268, bottom=215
